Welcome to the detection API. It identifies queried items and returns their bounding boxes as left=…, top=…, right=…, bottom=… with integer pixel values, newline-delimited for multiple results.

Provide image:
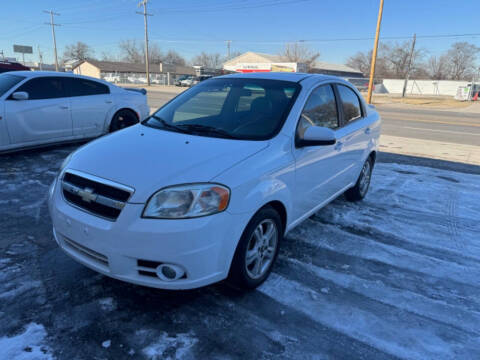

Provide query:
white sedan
left=49, top=72, right=381, bottom=290
left=0, top=71, right=150, bottom=153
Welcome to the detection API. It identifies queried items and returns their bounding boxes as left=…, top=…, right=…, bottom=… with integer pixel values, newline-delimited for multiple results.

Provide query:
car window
left=65, top=78, right=110, bottom=97
left=14, top=77, right=66, bottom=100
left=298, top=84, right=338, bottom=138
left=337, top=85, right=362, bottom=123
left=144, top=78, right=301, bottom=140
left=172, top=84, right=230, bottom=122
left=0, top=74, right=25, bottom=97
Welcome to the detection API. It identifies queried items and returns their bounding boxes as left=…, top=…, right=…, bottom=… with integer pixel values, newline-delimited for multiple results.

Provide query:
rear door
left=333, top=84, right=372, bottom=186
left=4, top=76, right=72, bottom=144
left=65, top=77, right=113, bottom=137
left=292, top=84, right=345, bottom=221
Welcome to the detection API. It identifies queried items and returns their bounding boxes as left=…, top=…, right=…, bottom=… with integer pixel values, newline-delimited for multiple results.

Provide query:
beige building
left=73, top=59, right=195, bottom=85
left=223, top=51, right=364, bottom=78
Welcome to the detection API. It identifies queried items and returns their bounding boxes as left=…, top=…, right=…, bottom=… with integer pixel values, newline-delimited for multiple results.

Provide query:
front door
left=293, top=84, right=345, bottom=221
left=4, top=76, right=72, bottom=144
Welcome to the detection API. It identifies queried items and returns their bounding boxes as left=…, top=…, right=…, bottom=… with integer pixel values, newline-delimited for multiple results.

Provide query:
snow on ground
left=0, top=323, right=54, bottom=360
left=1, top=146, right=480, bottom=359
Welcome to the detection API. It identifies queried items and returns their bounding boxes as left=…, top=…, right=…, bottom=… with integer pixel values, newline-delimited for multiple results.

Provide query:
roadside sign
left=13, top=45, right=33, bottom=54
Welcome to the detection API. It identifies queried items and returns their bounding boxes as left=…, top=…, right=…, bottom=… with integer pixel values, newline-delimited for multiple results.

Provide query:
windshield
left=0, top=73, right=25, bottom=97
left=143, top=78, right=300, bottom=140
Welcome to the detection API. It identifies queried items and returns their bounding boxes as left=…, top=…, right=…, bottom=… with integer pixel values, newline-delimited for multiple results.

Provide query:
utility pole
left=38, top=46, right=44, bottom=70
left=402, top=34, right=416, bottom=98
left=367, top=0, right=384, bottom=104
left=226, top=40, right=231, bottom=59
left=44, top=10, right=60, bottom=71
left=137, top=0, right=153, bottom=86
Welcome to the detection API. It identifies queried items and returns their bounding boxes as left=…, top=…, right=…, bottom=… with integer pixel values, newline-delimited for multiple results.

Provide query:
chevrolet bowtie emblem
left=78, top=187, right=97, bottom=203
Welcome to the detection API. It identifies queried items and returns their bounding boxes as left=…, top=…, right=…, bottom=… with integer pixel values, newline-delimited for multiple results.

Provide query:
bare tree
left=192, top=52, right=223, bottom=68
left=281, top=42, right=319, bottom=71
left=63, top=41, right=94, bottom=62
left=346, top=47, right=389, bottom=78
left=382, top=40, right=425, bottom=78
left=119, top=39, right=163, bottom=64
left=445, top=42, right=479, bottom=80
left=163, top=50, right=186, bottom=66
left=427, top=55, right=449, bottom=80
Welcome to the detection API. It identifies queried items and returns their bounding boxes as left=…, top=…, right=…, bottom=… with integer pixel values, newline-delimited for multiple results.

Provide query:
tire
left=345, top=156, right=373, bottom=202
left=109, top=109, right=138, bottom=132
left=228, top=206, right=283, bottom=290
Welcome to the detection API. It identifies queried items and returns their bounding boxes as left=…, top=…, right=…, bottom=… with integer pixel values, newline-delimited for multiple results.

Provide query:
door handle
left=365, top=127, right=371, bottom=135
left=105, top=100, right=113, bottom=104
left=334, top=141, right=343, bottom=151
left=59, top=106, right=69, bottom=110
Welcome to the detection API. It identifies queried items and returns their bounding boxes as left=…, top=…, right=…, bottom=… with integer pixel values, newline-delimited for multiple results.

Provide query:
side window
left=337, top=85, right=362, bottom=123
left=14, top=77, right=66, bottom=100
left=298, top=84, right=338, bottom=138
left=66, top=78, right=110, bottom=97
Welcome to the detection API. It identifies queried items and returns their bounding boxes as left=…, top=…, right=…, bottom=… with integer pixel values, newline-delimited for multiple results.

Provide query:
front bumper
left=48, top=179, right=248, bottom=290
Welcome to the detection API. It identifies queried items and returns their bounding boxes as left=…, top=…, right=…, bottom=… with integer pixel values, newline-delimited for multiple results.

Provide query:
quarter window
left=14, top=77, right=66, bottom=100
left=298, top=85, right=338, bottom=138
left=337, top=85, right=362, bottom=123
left=66, top=78, right=110, bottom=97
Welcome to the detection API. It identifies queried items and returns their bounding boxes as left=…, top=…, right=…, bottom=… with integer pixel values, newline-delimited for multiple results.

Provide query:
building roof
left=223, top=51, right=286, bottom=66
left=75, top=59, right=195, bottom=75
left=312, top=61, right=362, bottom=74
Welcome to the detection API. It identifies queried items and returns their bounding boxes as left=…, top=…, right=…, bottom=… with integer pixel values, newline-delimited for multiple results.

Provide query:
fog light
left=156, top=264, right=185, bottom=281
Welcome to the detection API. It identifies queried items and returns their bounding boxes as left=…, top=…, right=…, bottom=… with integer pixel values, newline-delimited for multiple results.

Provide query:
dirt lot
left=1, top=144, right=480, bottom=359
left=371, top=94, right=473, bottom=109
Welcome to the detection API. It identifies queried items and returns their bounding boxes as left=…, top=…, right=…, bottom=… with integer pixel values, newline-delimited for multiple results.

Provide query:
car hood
left=67, top=124, right=269, bottom=203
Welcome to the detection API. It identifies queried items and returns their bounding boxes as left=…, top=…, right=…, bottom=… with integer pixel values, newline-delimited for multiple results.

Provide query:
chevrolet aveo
left=48, top=72, right=380, bottom=290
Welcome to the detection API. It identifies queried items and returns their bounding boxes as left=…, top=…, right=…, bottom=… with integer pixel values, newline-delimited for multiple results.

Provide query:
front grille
left=62, top=171, right=132, bottom=221
left=63, top=236, right=109, bottom=267
left=137, top=259, right=162, bottom=278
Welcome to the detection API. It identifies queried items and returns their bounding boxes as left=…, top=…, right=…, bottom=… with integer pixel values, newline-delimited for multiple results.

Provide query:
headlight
left=143, top=183, right=230, bottom=219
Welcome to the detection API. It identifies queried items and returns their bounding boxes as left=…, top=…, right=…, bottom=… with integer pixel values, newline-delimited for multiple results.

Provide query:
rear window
left=0, top=74, right=25, bottom=97
left=65, top=78, right=110, bottom=96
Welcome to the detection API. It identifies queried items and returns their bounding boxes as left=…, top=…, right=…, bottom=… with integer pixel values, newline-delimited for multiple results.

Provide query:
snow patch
left=0, top=323, right=54, bottom=360
left=142, top=332, right=198, bottom=360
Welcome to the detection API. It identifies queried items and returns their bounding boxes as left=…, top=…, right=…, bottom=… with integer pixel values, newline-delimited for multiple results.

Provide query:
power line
left=43, top=10, right=61, bottom=71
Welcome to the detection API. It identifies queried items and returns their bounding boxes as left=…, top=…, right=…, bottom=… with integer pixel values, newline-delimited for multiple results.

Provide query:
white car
left=0, top=71, right=150, bottom=153
left=48, top=72, right=380, bottom=290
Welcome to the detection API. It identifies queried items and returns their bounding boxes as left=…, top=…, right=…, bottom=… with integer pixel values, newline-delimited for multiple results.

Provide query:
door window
left=66, top=78, right=110, bottom=97
left=298, top=84, right=338, bottom=138
left=14, top=77, right=66, bottom=100
left=337, top=85, right=362, bottom=123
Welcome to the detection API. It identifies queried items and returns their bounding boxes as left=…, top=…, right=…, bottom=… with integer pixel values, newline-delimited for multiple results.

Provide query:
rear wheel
left=228, top=206, right=282, bottom=290
left=109, top=109, right=138, bottom=132
left=345, top=157, right=373, bottom=202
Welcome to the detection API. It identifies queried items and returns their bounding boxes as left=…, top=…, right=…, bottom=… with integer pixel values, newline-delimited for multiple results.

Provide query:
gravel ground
left=1, top=144, right=480, bottom=360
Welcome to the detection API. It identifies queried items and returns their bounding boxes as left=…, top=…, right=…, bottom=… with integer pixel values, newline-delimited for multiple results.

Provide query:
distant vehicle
left=49, top=72, right=381, bottom=290
left=346, top=78, right=370, bottom=92
left=0, top=71, right=150, bottom=153
left=0, top=60, right=30, bottom=74
left=175, top=75, right=191, bottom=86
left=179, top=76, right=195, bottom=87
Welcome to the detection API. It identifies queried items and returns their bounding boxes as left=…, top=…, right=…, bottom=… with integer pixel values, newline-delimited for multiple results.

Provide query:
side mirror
left=12, top=91, right=29, bottom=100
left=296, top=126, right=336, bottom=147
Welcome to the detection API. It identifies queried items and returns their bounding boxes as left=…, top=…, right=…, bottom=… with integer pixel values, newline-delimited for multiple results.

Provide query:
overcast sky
left=0, top=0, right=478, bottom=65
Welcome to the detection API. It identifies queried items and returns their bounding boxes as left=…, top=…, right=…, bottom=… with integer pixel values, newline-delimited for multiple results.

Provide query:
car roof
left=3, top=71, right=108, bottom=82
left=216, top=72, right=339, bottom=83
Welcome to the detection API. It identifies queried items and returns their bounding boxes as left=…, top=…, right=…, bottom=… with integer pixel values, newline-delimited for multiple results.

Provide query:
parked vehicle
left=175, top=75, right=191, bottom=86
left=0, top=60, right=30, bottom=74
left=179, top=76, right=195, bottom=87
left=346, top=77, right=370, bottom=92
left=49, top=72, right=380, bottom=290
left=0, top=71, right=150, bottom=153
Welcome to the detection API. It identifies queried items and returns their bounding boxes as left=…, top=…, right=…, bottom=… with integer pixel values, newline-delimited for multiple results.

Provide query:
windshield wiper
left=145, top=116, right=190, bottom=134
left=176, top=124, right=239, bottom=139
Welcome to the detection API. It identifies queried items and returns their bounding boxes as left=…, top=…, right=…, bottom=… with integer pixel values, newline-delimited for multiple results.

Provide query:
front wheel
left=109, top=109, right=138, bottom=132
left=345, top=157, right=373, bottom=202
left=228, top=207, right=282, bottom=290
